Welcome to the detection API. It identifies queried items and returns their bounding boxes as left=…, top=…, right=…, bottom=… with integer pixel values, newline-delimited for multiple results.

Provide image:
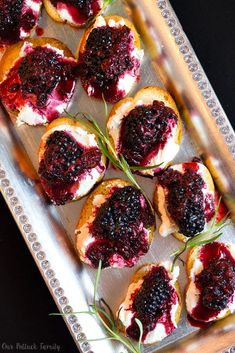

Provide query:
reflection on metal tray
left=0, top=0, right=235, bottom=352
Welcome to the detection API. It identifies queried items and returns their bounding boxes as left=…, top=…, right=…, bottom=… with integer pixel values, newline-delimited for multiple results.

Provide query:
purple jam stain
left=0, top=0, right=40, bottom=45
left=158, top=163, right=214, bottom=237
left=126, top=265, right=178, bottom=341
left=85, top=186, right=155, bottom=268
left=51, top=0, right=101, bottom=26
left=36, top=26, right=44, bottom=36
left=38, top=130, right=102, bottom=205
left=78, top=25, right=140, bottom=103
left=119, top=100, right=177, bottom=167
left=188, top=242, right=235, bottom=326
left=0, top=46, right=78, bottom=121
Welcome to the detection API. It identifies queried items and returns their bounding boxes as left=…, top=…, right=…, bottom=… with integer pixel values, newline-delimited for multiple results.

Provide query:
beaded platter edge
left=0, top=1, right=234, bottom=353
left=157, top=0, right=235, bottom=159
left=0, top=167, right=92, bottom=353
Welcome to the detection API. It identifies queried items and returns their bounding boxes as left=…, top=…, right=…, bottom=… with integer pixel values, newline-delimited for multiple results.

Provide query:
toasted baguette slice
left=75, top=178, right=155, bottom=268
left=118, top=262, right=181, bottom=345
left=186, top=242, right=235, bottom=324
left=107, top=86, right=182, bottom=176
left=77, top=15, right=143, bottom=102
left=0, top=38, right=76, bottom=125
left=38, top=117, right=106, bottom=205
left=0, top=0, right=42, bottom=46
left=153, top=162, right=215, bottom=242
left=43, top=0, right=103, bottom=27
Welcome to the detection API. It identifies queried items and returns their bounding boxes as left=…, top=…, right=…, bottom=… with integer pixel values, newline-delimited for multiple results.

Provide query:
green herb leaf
left=50, top=260, right=142, bottom=353
left=171, top=198, right=230, bottom=271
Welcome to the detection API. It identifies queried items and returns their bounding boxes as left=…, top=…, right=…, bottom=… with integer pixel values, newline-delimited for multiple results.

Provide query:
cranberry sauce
left=38, top=130, right=101, bottom=205
left=126, top=266, right=177, bottom=341
left=86, top=186, right=155, bottom=268
left=0, top=46, right=78, bottom=121
left=0, top=0, right=40, bottom=45
left=51, top=0, right=101, bottom=26
left=119, top=100, right=177, bottom=167
left=189, top=242, right=235, bottom=325
left=78, top=25, right=140, bottom=103
left=158, top=163, right=214, bottom=237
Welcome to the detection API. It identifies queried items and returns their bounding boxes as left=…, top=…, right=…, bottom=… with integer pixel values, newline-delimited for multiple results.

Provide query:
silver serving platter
left=1, top=1, right=235, bottom=353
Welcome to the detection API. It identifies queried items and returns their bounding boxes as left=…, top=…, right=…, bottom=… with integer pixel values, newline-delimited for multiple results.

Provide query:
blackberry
left=85, top=240, right=113, bottom=268
left=39, top=130, right=101, bottom=185
left=18, top=46, right=77, bottom=108
left=120, top=100, right=177, bottom=166
left=196, top=258, right=235, bottom=311
left=78, top=25, right=139, bottom=102
left=133, top=266, right=172, bottom=317
left=87, top=186, right=155, bottom=267
left=158, top=166, right=206, bottom=237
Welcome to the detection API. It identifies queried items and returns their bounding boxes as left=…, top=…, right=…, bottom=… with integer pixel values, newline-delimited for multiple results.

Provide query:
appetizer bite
left=118, top=263, right=181, bottom=344
left=44, top=0, right=103, bottom=27
left=186, top=242, right=235, bottom=325
left=0, top=38, right=78, bottom=125
left=0, top=0, right=42, bottom=45
left=38, top=117, right=106, bottom=205
left=107, top=86, right=182, bottom=176
left=77, top=15, right=143, bottom=103
left=154, top=161, right=216, bottom=242
left=75, top=179, right=155, bottom=268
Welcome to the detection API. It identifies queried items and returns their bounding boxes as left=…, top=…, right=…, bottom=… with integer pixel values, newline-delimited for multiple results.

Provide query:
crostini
left=77, top=15, right=143, bottom=103
left=75, top=178, right=155, bottom=268
left=0, top=37, right=78, bottom=125
left=118, top=262, right=181, bottom=344
left=107, top=86, right=182, bottom=176
left=38, top=117, right=106, bottom=205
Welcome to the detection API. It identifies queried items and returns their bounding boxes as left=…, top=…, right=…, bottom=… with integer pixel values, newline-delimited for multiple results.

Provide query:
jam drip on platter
left=189, top=242, right=235, bottom=325
left=158, top=163, right=215, bottom=237
left=0, top=0, right=40, bottom=45
left=0, top=46, right=78, bottom=121
left=126, top=266, right=177, bottom=341
left=119, top=100, right=177, bottom=166
left=86, top=186, right=155, bottom=268
left=51, top=0, right=102, bottom=25
left=78, top=25, right=140, bottom=102
left=39, top=130, right=102, bottom=205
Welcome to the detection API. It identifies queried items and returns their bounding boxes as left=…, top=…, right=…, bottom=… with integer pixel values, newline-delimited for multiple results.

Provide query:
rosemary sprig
left=171, top=198, right=230, bottom=271
left=64, top=109, right=162, bottom=194
left=50, top=260, right=143, bottom=353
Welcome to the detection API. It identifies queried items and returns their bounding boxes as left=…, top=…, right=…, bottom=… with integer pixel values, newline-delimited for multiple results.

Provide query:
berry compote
left=119, top=100, right=177, bottom=167
left=86, top=186, right=155, bottom=268
left=78, top=23, right=141, bottom=102
left=50, top=0, right=102, bottom=26
left=0, top=0, right=41, bottom=45
left=189, top=242, right=235, bottom=325
left=0, top=45, right=78, bottom=123
left=126, top=265, right=178, bottom=342
left=158, top=163, right=215, bottom=238
left=38, top=130, right=102, bottom=205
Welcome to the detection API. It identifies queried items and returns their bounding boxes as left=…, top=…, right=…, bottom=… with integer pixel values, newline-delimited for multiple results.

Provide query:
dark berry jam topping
left=0, top=0, right=40, bottom=45
left=51, top=0, right=101, bottom=25
left=38, top=130, right=101, bottom=205
left=189, top=243, right=235, bottom=325
left=119, top=100, right=177, bottom=166
left=126, top=266, right=177, bottom=341
left=86, top=186, right=155, bottom=268
left=0, top=46, right=78, bottom=121
left=78, top=25, right=140, bottom=103
left=158, top=164, right=213, bottom=237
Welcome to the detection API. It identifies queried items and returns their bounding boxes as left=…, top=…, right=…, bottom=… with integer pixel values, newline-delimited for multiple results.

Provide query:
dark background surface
left=0, top=1, right=235, bottom=353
